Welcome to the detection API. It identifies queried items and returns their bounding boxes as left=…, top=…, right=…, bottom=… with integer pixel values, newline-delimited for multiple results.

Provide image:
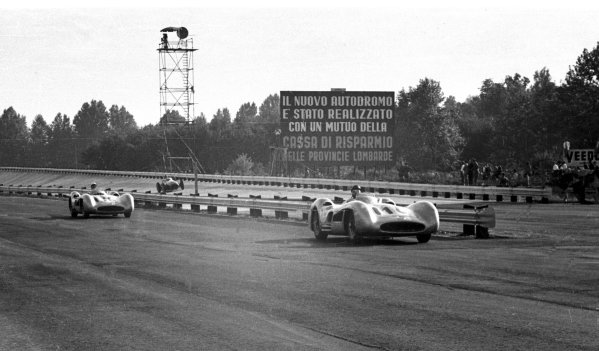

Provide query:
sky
left=2, top=0, right=599, bottom=128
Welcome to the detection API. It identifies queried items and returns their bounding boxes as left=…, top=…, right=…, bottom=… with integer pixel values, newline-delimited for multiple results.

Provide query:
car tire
left=311, top=210, right=328, bottom=240
left=156, top=182, right=162, bottom=193
left=346, top=212, right=361, bottom=244
left=124, top=211, right=132, bottom=218
left=68, top=199, right=78, bottom=217
left=417, top=233, right=431, bottom=243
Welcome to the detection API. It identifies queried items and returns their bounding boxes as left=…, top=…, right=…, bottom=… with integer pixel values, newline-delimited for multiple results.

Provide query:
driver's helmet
left=351, top=185, right=362, bottom=192
left=91, top=182, right=97, bottom=189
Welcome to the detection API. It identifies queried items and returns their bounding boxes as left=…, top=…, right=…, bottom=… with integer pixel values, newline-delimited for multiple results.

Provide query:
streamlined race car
left=308, top=194, right=439, bottom=243
left=156, top=177, right=184, bottom=194
left=68, top=190, right=134, bottom=218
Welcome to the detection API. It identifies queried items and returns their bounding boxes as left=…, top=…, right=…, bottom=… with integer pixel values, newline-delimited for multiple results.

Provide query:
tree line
left=1, top=42, right=598, bottom=177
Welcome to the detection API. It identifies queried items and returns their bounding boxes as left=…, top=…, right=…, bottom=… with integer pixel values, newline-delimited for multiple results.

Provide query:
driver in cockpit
left=348, top=185, right=362, bottom=201
left=90, top=182, right=100, bottom=195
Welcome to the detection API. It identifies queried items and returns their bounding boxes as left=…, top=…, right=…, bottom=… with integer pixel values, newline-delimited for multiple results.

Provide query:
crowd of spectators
left=458, top=160, right=538, bottom=187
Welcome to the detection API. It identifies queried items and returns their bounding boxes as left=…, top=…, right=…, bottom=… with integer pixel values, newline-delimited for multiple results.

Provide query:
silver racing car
left=68, top=190, right=134, bottom=218
left=309, top=194, right=439, bottom=243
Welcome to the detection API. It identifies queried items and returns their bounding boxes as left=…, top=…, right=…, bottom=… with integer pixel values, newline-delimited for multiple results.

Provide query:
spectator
left=493, top=164, right=503, bottom=185
left=524, top=161, right=534, bottom=187
left=460, top=161, right=467, bottom=186
left=497, top=172, right=509, bottom=187
left=552, top=160, right=562, bottom=179
left=510, top=169, right=520, bottom=187
left=482, top=163, right=492, bottom=186
left=467, top=159, right=479, bottom=186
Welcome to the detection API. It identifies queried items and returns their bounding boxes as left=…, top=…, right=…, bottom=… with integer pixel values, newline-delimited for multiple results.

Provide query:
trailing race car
left=156, top=177, right=184, bottom=194
left=68, top=190, right=134, bottom=218
left=308, top=194, right=439, bottom=243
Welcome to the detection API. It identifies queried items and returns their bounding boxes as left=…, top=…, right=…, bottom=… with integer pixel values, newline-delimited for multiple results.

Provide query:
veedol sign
left=564, top=149, right=599, bottom=167
left=279, top=91, right=395, bottom=166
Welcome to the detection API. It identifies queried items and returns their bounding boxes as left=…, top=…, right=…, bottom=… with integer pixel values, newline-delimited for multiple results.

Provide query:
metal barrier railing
left=1, top=184, right=496, bottom=236
left=0, top=166, right=551, bottom=203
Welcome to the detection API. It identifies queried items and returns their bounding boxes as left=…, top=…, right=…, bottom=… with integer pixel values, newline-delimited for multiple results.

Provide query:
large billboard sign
left=279, top=91, right=395, bottom=166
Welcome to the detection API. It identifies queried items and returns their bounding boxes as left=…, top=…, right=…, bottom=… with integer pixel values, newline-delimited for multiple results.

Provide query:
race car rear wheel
left=346, top=212, right=361, bottom=244
left=156, top=182, right=162, bottom=193
left=311, top=210, right=328, bottom=240
left=417, top=233, right=431, bottom=243
left=124, top=211, right=132, bottom=218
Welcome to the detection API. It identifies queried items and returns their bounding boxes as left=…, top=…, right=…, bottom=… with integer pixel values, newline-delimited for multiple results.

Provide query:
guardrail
left=0, top=167, right=551, bottom=203
left=0, top=183, right=496, bottom=237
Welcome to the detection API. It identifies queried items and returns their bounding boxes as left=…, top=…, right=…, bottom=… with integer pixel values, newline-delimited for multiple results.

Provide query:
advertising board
left=279, top=91, right=395, bottom=166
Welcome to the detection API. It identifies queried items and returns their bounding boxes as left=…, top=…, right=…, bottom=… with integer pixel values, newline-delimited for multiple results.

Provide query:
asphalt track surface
left=1, top=194, right=599, bottom=350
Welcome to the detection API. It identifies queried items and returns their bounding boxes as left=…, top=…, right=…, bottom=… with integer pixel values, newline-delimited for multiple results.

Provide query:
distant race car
left=156, top=177, right=184, bottom=194
left=308, top=194, right=439, bottom=243
left=68, top=190, right=134, bottom=218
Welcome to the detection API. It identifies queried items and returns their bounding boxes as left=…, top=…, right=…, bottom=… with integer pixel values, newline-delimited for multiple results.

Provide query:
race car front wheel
left=417, top=233, right=431, bottom=243
left=311, top=210, right=328, bottom=241
left=69, top=199, right=78, bottom=217
left=346, top=212, right=361, bottom=244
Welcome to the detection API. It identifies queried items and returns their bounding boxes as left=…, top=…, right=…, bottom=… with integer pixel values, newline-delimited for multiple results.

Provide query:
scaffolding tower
left=157, top=27, right=205, bottom=175
left=158, top=27, right=197, bottom=124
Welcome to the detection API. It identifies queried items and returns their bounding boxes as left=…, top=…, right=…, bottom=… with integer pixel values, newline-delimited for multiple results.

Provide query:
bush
left=225, top=153, right=254, bottom=176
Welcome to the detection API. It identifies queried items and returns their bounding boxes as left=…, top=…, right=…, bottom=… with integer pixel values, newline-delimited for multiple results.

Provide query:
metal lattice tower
left=158, top=27, right=197, bottom=125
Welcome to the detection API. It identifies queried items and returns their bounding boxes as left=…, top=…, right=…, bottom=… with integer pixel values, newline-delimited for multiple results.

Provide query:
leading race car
left=308, top=194, right=439, bottom=243
left=156, top=177, right=184, bottom=194
left=68, top=190, right=134, bottom=218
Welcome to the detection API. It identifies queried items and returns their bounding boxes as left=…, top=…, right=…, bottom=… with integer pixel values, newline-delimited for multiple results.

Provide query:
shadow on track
left=257, top=237, right=419, bottom=248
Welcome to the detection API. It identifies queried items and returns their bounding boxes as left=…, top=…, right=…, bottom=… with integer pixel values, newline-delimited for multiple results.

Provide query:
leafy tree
left=49, top=113, right=74, bottom=141
left=30, top=114, right=50, bottom=145
left=559, top=41, right=599, bottom=146
left=47, top=113, right=77, bottom=168
left=81, top=135, right=136, bottom=170
left=529, top=68, right=559, bottom=153
left=73, top=100, right=109, bottom=142
left=0, top=107, right=28, bottom=166
left=0, top=106, right=28, bottom=140
left=257, top=94, right=281, bottom=145
left=395, top=78, right=463, bottom=169
left=209, top=108, right=232, bottom=141
left=457, top=96, right=495, bottom=162
left=493, top=73, right=532, bottom=162
left=159, top=109, right=186, bottom=125
left=109, top=105, right=137, bottom=135
left=28, top=114, right=51, bottom=166
left=233, top=102, right=258, bottom=137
